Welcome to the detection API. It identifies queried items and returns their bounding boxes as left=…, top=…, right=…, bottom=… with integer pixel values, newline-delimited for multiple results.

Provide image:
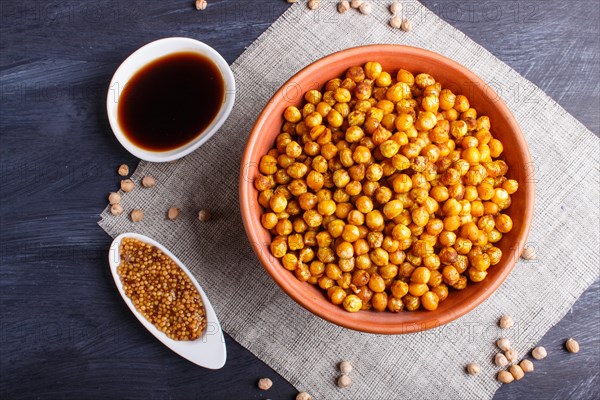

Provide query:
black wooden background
left=1, top=1, right=598, bottom=399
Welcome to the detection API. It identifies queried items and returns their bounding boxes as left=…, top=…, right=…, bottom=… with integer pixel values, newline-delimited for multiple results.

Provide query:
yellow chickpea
left=334, top=87, right=352, bottom=103
left=495, top=214, right=513, bottom=233
left=341, top=224, right=360, bottom=243
left=342, top=294, right=363, bottom=312
left=403, top=294, right=421, bottom=311
left=366, top=210, right=385, bottom=232
left=454, top=94, right=470, bottom=112
left=352, top=145, right=371, bottom=164
left=328, top=286, right=347, bottom=305
left=375, top=71, right=392, bottom=87
left=415, top=111, right=437, bottom=131
left=364, top=61, right=382, bottom=79
left=270, top=193, right=288, bottom=213
left=420, top=291, right=439, bottom=311
left=369, top=292, right=386, bottom=311
left=303, top=209, right=323, bottom=228
left=386, top=82, right=411, bottom=102
left=368, top=272, right=386, bottom=293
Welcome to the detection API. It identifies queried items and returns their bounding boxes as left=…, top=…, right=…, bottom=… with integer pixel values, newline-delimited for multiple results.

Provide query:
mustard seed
left=130, top=209, right=144, bottom=222
left=108, top=192, right=121, bottom=205
left=117, top=238, right=207, bottom=340
left=118, top=164, right=129, bottom=176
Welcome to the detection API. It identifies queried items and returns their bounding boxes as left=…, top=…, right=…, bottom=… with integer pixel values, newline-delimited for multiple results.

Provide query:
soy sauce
left=118, top=52, right=224, bottom=151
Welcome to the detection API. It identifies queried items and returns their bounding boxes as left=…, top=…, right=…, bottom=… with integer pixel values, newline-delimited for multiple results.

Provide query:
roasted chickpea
left=421, top=291, right=440, bottom=311
left=403, top=294, right=421, bottom=311
left=495, top=214, right=513, bottom=233
left=342, top=294, right=363, bottom=312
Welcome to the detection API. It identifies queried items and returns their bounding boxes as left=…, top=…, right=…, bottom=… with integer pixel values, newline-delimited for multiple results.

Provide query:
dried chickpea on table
left=255, top=62, right=518, bottom=313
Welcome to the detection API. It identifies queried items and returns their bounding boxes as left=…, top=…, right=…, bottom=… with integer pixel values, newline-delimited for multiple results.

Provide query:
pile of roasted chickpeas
left=255, top=62, right=517, bottom=313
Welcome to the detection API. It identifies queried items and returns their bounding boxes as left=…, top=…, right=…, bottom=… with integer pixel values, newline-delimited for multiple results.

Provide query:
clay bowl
left=240, top=45, right=534, bottom=334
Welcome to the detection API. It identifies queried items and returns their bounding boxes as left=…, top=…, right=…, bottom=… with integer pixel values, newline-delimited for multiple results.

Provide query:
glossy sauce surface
left=118, top=52, right=224, bottom=151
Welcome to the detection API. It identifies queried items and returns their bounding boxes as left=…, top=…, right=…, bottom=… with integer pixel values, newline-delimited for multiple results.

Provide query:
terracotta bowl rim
left=239, top=44, right=534, bottom=334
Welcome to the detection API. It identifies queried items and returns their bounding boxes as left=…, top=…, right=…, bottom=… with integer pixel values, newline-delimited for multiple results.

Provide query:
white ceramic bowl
left=109, top=233, right=226, bottom=369
left=106, top=37, right=235, bottom=162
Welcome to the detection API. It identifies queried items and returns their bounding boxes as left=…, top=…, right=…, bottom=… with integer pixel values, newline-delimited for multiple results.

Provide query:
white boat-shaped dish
left=108, top=232, right=226, bottom=369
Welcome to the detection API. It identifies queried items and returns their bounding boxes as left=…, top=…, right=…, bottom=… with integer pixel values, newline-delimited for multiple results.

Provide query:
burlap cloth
left=99, top=1, right=600, bottom=398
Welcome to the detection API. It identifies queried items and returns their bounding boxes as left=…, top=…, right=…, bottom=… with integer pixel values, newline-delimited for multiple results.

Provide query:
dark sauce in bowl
left=118, top=52, right=224, bottom=151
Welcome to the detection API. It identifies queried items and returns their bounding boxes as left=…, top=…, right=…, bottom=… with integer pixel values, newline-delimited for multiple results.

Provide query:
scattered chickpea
left=531, top=346, right=547, bottom=360
left=499, top=314, right=514, bottom=329
left=118, top=164, right=129, bottom=176
left=521, top=246, right=536, bottom=260
left=400, top=19, right=412, bottom=32
left=198, top=209, right=211, bottom=222
left=337, top=0, right=350, bottom=13
left=307, top=0, right=320, bottom=10
left=130, top=209, right=144, bottom=222
left=389, top=16, right=402, bottom=29
left=505, top=348, right=518, bottom=363
left=287, top=0, right=297, bottom=2
left=141, top=175, right=156, bottom=188
left=494, top=353, right=509, bottom=367
left=466, top=362, right=480, bottom=376
left=258, top=378, right=273, bottom=390
left=296, top=392, right=312, bottom=400
left=339, top=360, right=352, bottom=374
left=565, top=338, right=580, bottom=353
left=195, top=0, right=207, bottom=10
left=337, top=374, right=352, bottom=388
left=108, top=192, right=121, bottom=205
left=167, top=207, right=180, bottom=220
left=497, top=370, right=514, bottom=384
left=350, top=0, right=363, bottom=8
left=496, top=337, right=511, bottom=351
left=509, top=364, right=524, bottom=380
left=359, top=2, right=372, bottom=14
left=121, top=179, right=135, bottom=193
left=110, top=204, right=123, bottom=216
left=519, top=359, right=534, bottom=373
left=389, top=1, right=401, bottom=14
